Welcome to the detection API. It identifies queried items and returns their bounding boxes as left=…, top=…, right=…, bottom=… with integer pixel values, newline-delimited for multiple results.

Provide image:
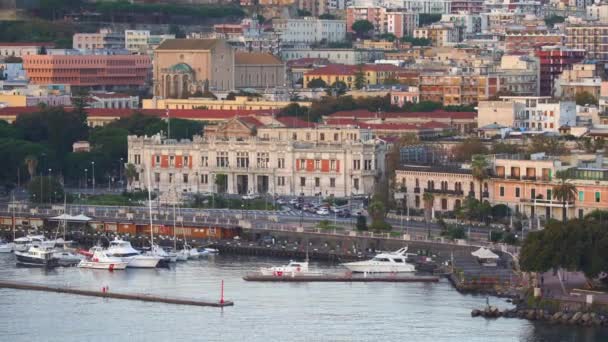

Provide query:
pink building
left=346, top=7, right=386, bottom=35
left=23, top=54, right=151, bottom=88
left=386, top=12, right=419, bottom=38
left=391, top=86, right=420, bottom=106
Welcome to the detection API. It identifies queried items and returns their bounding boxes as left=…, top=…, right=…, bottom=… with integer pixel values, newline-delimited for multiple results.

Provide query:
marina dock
left=0, top=280, right=233, bottom=307
left=243, top=273, right=440, bottom=282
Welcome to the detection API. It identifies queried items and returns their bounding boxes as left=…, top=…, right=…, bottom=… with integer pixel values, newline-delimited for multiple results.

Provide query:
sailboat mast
left=146, top=165, right=154, bottom=247
left=173, top=203, right=177, bottom=250
left=11, top=192, right=15, bottom=241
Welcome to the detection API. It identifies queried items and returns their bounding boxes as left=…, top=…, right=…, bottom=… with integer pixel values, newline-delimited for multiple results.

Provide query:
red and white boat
left=78, top=247, right=128, bottom=270
left=260, top=260, right=320, bottom=276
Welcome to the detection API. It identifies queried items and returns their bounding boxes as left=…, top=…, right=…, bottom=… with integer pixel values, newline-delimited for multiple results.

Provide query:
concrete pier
left=243, top=274, right=440, bottom=283
left=0, top=280, right=233, bottom=307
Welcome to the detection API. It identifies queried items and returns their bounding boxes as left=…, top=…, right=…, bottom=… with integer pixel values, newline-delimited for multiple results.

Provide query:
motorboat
left=185, top=245, right=200, bottom=259
left=199, top=247, right=219, bottom=257
left=175, top=249, right=189, bottom=261
left=147, top=245, right=177, bottom=264
left=341, top=247, right=416, bottom=273
left=13, top=234, right=55, bottom=252
left=78, top=247, right=128, bottom=270
left=0, top=240, right=13, bottom=253
left=260, top=260, right=319, bottom=276
left=15, top=245, right=59, bottom=268
left=106, top=238, right=161, bottom=268
left=53, top=250, right=84, bottom=267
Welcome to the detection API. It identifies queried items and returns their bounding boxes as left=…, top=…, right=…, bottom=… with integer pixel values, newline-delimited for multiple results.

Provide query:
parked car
left=316, top=207, right=330, bottom=215
left=289, top=198, right=300, bottom=205
left=337, top=209, right=351, bottom=218
left=242, top=193, right=260, bottom=200
left=276, top=198, right=286, bottom=205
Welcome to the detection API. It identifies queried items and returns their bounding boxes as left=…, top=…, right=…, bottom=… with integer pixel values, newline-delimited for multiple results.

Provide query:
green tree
left=575, top=91, right=598, bottom=106
left=471, top=154, right=489, bottom=203
left=400, top=36, right=431, bottom=46
left=368, top=195, right=391, bottom=231
left=527, top=135, right=566, bottom=155
left=307, top=78, right=327, bottom=88
left=544, top=15, right=565, bottom=28
left=419, top=13, right=442, bottom=26
left=319, top=13, right=336, bottom=20
left=354, top=65, right=366, bottom=90
left=553, top=173, right=577, bottom=223
left=356, top=214, right=368, bottom=231
left=351, top=20, right=374, bottom=38
left=327, top=81, right=348, bottom=96
left=452, top=138, right=488, bottom=162
left=28, top=176, right=64, bottom=204
left=377, top=33, right=397, bottom=42
left=491, top=141, right=522, bottom=154
left=125, top=163, right=138, bottom=187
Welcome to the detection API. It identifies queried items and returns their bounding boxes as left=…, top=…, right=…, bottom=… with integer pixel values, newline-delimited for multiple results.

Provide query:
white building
left=273, top=17, right=347, bottom=43
left=88, top=92, right=140, bottom=109
left=402, top=0, right=452, bottom=13
left=587, top=4, right=608, bottom=23
left=478, top=96, right=577, bottom=132
left=281, top=48, right=377, bottom=65
left=127, top=127, right=387, bottom=197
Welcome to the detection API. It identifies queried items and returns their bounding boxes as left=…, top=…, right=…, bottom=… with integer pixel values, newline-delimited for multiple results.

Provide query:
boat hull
left=124, top=255, right=161, bottom=268
left=176, top=251, right=188, bottom=261
left=342, top=263, right=416, bottom=273
left=15, top=253, right=59, bottom=268
left=0, top=244, right=13, bottom=253
left=78, top=260, right=128, bottom=270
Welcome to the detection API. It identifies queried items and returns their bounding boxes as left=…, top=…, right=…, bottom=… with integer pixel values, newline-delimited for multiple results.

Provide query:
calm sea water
left=0, top=254, right=606, bottom=342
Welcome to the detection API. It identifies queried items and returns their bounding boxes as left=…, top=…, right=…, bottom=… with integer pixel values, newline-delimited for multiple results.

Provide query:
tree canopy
left=520, top=218, right=608, bottom=279
left=352, top=20, right=374, bottom=38
left=575, top=91, right=598, bottom=106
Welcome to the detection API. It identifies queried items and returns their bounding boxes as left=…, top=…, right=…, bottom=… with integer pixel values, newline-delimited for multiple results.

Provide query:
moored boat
left=260, top=260, right=321, bottom=276
left=341, top=247, right=416, bottom=273
left=15, top=245, right=59, bottom=268
left=106, top=238, right=161, bottom=268
left=0, top=240, right=13, bottom=253
left=78, top=247, right=128, bottom=270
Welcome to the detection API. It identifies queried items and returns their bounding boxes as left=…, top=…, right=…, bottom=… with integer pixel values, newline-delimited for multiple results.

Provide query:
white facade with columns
left=127, top=127, right=387, bottom=198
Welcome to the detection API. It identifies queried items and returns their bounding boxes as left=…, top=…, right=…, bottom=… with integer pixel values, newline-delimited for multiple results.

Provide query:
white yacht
left=78, top=247, right=128, bottom=270
left=342, top=247, right=416, bottom=273
left=106, top=238, right=161, bottom=268
left=175, top=249, right=189, bottom=261
left=260, top=260, right=319, bottom=276
left=185, top=245, right=200, bottom=259
left=148, top=245, right=177, bottom=263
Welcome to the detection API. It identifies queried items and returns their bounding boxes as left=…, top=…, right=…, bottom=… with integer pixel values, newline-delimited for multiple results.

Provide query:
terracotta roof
left=155, top=39, right=219, bottom=50
left=0, top=42, right=55, bottom=47
left=305, top=64, right=357, bottom=76
left=328, top=109, right=476, bottom=120
left=0, top=107, right=270, bottom=120
left=235, top=52, right=283, bottom=65
left=239, top=115, right=265, bottom=127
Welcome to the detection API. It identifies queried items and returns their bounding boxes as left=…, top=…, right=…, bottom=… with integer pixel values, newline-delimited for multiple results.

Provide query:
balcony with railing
left=520, top=198, right=575, bottom=207
left=426, top=188, right=464, bottom=196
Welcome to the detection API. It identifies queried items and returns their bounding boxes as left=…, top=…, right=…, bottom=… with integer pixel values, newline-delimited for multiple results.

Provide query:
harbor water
left=0, top=254, right=606, bottom=342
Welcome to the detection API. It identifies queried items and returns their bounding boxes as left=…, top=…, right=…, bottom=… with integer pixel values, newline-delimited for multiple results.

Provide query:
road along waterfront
left=1, top=253, right=607, bottom=342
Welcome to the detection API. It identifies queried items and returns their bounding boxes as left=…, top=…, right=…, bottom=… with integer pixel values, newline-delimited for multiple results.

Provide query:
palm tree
left=125, top=163, right=137, bottom=187
left=471, top=155, right=489, bottom=203
left=553, top=173, right=577, bottom=223
left=24, top=155, right=38, bottom=180
left=423, top=192, right=435, bottom=239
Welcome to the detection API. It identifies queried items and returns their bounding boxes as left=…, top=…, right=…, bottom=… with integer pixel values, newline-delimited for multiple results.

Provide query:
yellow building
left=0, top=94, right=27, bottom=107
left=143, top=96, right=310, bottom=111
left=304, top=64, right=402, bottom=89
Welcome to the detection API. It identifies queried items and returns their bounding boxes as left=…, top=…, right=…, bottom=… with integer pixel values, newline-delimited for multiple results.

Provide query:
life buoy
left=276, top=271, right=283, bottom=277
left=109, top=264, right=114, bottom=272
left=296, top=267, right=301, bottom=272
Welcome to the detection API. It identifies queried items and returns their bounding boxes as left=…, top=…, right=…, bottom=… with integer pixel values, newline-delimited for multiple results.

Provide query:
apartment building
left=565, top=24, right=608, bottom=61
left=477, top=96, right=576, bottom=132
left=23, top=53, right=151, bottom=88
left=395, top=154, right=608, bottom=221
left=273, top=17, right=347, bottom=43
left=73, top=29, right=125, bottom=50
left=418, top=72, right=497, bottom=106
left=535, top=46, right=586, bottom=97
left=413, top=23, right=460, bottom=47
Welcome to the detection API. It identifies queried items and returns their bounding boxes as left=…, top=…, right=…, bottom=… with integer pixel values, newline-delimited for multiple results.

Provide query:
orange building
left=23, top=54, right=151, bottom=88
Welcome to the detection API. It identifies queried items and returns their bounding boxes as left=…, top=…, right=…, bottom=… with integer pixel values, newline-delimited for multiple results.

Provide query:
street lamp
left=84, top=168, right=88, bottom=190
left=91, top=161, right=96, bottom=192
left=119, top=157, right=124, bottom=186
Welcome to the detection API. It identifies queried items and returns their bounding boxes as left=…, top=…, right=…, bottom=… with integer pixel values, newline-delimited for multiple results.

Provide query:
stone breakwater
left=471, top=306, right=608, bottom=327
